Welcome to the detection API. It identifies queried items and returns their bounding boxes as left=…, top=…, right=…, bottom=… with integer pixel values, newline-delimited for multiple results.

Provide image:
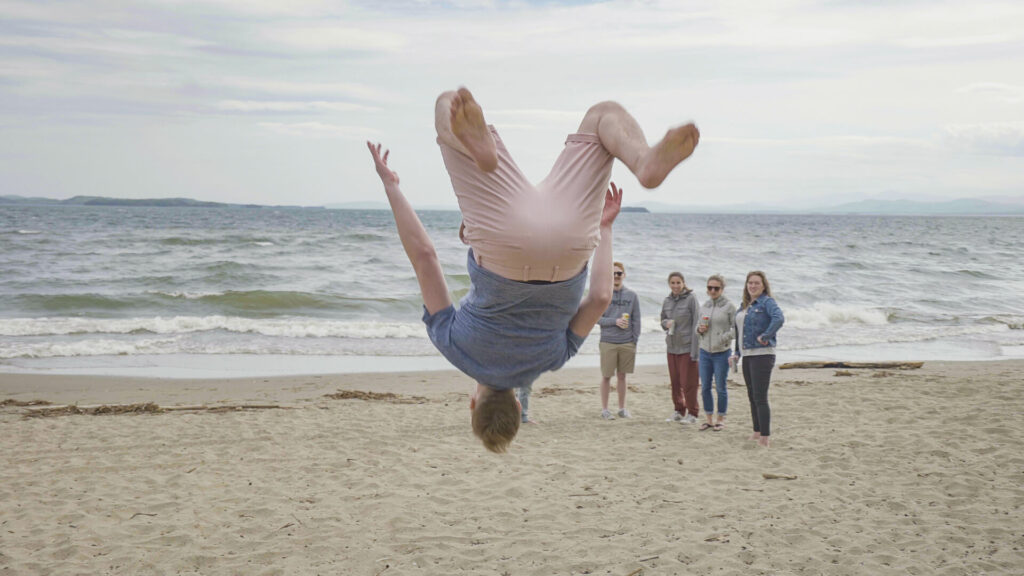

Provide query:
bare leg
left=616, top=373, right=627, bottom=411
left=576, top=101, right=699, bottom=189
left=435, top=88, right=497, bottom=172
left=600, top=377, right=612, bottom=411
left=749, top=432, right=761, bottom=441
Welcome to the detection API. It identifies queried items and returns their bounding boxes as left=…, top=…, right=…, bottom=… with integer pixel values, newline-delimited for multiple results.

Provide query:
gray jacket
left=697, top=295, right=737, bottom=354
left=598, top=286, right=641, bottom=344
left=660, top=289, right=699, bottom=357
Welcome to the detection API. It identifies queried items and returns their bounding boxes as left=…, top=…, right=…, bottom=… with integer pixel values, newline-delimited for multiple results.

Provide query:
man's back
left=423, top=250, right=587, bottom=389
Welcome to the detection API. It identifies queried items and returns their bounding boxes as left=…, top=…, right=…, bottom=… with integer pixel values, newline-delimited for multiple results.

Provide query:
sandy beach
left=2, top=360, right=1022, bottom=575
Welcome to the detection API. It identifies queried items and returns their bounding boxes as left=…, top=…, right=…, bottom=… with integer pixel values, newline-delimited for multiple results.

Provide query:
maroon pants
left=667, top=352, right=699, bottom=417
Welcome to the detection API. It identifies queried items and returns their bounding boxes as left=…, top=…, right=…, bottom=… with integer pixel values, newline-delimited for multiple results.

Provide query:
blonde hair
left=707, top=274, right=725, bottom=288
left=471, top=387, right=520, bottom=453
left=741, top=270, right=772, bottom=309
left=614, top=261, right=625, bottom=273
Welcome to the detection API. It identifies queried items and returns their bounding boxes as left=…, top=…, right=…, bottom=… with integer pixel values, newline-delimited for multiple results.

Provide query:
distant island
left=620, top=206, right=650, bottom=213
left=0, top=195, right=310, bottom=209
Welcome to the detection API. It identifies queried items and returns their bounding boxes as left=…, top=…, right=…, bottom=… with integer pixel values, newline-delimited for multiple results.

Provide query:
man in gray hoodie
left=597, top=261, right=642, bottom=419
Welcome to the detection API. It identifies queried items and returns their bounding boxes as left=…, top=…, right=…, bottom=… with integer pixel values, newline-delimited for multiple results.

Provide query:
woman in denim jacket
left=730, top=271, right=784, bottom=447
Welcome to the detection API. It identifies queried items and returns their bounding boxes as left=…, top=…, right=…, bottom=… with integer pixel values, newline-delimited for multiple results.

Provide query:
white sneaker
left=681, top=414, right=698, bottom=424
left=666, top=411, right=683, bottom=423
left=617, top=408, right=632, bottom=419
left=600, top=409, right=616, bottom=420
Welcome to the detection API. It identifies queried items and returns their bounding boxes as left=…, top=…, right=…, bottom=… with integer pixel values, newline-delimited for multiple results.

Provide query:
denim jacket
left=734, top=295, right=784, bottom=355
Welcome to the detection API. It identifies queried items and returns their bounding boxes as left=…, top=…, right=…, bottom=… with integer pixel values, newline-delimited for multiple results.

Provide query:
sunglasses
left=707, top=286, right=722, bottom=291
left=614, top=272, right=624, bottom=277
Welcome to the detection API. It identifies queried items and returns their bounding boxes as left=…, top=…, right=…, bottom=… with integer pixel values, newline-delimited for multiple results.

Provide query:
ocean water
left=2, top=205, right=1023, bottom=377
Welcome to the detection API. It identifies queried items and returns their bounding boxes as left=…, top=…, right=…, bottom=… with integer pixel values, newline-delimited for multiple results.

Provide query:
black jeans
left=742, top=354, right=775, bottom=436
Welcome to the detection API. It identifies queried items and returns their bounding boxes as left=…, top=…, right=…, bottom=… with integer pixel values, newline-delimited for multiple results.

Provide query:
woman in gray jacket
left=660, top=271, right=700, bottom=423
left=695, top=274, right=737, bottom=431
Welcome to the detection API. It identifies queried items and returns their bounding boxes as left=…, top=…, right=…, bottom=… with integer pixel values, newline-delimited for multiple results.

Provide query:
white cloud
left=943, top=122, right=1024, bottom=155
left=257, top=121, right=379, bottom=139
left=218, top=100, right=377, bottom=113
left=956, top=82, right=1024, bottom=104
left=0, top=29, right=209, bottom=59
left=2, top=0, right=1024, bottom=205
left=258, top=24, right=407, bottom=52
left=212, top=78, right=396, bottom=102
left=898, top=34, right=1015, bottom=48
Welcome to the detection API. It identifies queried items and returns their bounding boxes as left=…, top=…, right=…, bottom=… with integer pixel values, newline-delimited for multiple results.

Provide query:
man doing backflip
left=367, top=87, right=698, bottom=452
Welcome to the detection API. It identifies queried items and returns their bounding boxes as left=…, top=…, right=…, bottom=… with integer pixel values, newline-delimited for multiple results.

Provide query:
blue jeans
left=699, top=349, right=730, bottom=416
left=517, top=383, right=532, bottom=423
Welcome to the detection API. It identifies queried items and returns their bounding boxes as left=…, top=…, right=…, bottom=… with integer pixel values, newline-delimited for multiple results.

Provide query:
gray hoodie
left=598, top=286, right=641, bottom=344
left=697, top=295, right=737, bottom=354
left=660, top=289, right=700, bottom=357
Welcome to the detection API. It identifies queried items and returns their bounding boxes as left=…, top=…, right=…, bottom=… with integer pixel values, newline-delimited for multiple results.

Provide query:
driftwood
left=23, top=403, right=287, bottom=418
left=323, top=390, right=428, bottom=404
left=779, top=361, right=923, bottom=370
left=25, top=403, right=162, bottom=417
left=1, top=398, right=52, bottom=407
left=763, top=473, right=798, bottom=480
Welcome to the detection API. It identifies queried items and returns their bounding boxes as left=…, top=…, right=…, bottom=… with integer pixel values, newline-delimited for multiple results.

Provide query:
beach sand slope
left=2, top=361, right=1022, bottom=575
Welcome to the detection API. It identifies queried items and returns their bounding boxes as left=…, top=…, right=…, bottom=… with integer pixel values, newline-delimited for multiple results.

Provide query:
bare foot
left=637, top=123, right=699, bottom=188
left=749, top=432, right=761, bottom=441
left=450, top=87, right=498, bottom=172
left=758, top=436, right=771, bottom=448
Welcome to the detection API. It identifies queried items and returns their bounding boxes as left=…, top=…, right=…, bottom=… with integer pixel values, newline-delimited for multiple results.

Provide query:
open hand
left=600, top=182, right=623, bottom=228
left=367, top=141, right=399, bottom=187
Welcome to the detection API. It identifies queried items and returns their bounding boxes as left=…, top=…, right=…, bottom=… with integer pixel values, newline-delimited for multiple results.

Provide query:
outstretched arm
left=569, top=183, right=623, bottom=339
left=367, top=142, right=452, bottom=315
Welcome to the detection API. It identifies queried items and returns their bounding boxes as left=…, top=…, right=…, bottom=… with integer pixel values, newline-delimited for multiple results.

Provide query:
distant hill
left=635, top=197, right=1024, bottom=215
left=821, top=198, right=1024, bottom=215
left=0, top=195, right=62, bottom=206
left=63, top=196, right=242, bottom=208
left=0, top=195, right=306, bottom=209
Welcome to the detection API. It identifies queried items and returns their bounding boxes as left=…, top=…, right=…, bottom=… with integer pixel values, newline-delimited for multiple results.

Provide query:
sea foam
left=0, top=316, right=428, bottom=339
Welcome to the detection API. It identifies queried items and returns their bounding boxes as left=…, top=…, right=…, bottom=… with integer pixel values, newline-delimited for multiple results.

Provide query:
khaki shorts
left=600, top=341, right=637, bottom=378
left=438, top=127, right=613, bottom=282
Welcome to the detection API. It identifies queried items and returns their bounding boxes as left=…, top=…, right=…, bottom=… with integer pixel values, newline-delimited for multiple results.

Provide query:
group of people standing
left=589, top=267, right=785, bottom=448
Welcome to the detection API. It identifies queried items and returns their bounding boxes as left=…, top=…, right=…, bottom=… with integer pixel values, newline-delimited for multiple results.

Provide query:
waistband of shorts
left=565, top=132, right=601, bottom=144
left=473, top=249, right=586, bottom=283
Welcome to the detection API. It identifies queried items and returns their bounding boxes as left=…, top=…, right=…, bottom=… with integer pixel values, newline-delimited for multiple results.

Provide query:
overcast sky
left=2, top=0, right=1023, bottom=209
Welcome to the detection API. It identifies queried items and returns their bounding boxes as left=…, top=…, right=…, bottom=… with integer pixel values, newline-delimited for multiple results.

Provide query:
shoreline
left=2, top=333, right=1021, bottom=380
left=3, top=358, right=1023, bottom=408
